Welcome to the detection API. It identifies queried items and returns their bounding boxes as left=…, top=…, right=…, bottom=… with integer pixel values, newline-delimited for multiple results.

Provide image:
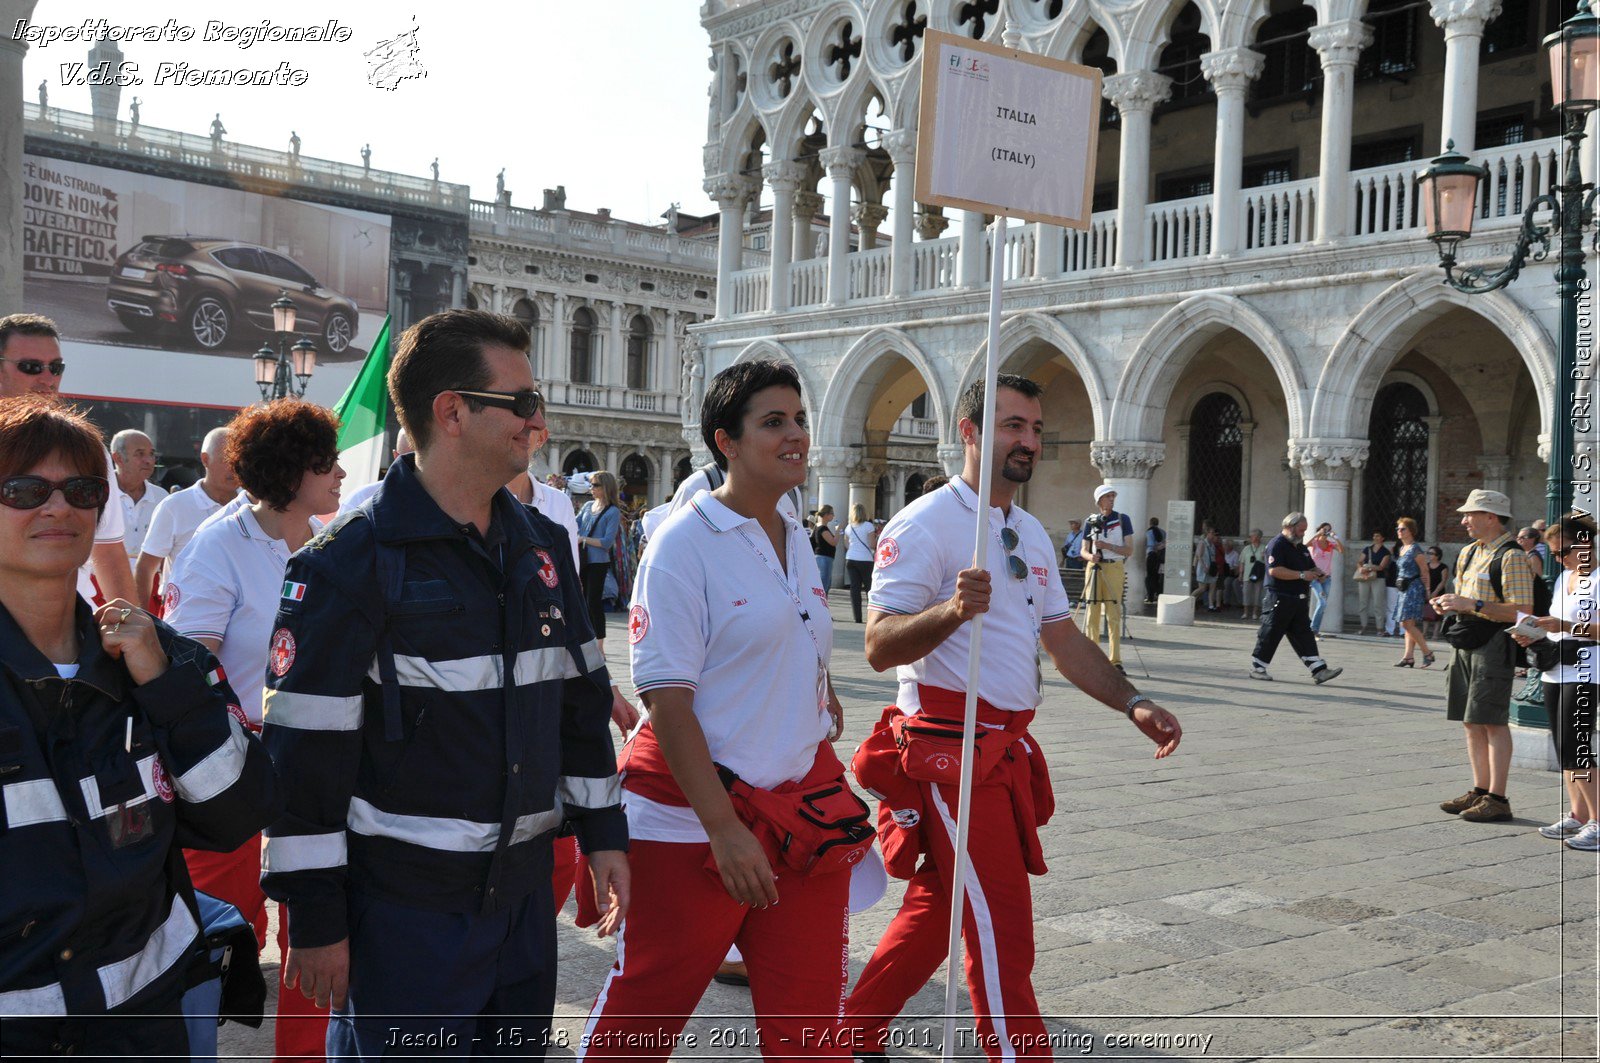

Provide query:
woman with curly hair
left=164, top=397, right=344, bottom=1059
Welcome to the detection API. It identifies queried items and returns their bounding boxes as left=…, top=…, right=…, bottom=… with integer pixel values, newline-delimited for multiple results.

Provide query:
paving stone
left=1318, top=965, right=1471, bottom=1011
left=1278, top=896, right=1393, bottom=925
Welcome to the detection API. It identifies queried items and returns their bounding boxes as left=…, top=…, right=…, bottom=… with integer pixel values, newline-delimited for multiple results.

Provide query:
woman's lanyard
left=731, top=519, right=831, bottom=715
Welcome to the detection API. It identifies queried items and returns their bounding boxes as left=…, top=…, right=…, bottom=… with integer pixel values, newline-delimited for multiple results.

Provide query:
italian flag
left=332, top=314, right=394, bottom=489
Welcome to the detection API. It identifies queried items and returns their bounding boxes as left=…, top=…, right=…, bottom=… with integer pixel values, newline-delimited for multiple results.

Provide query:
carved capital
left=810, top=445, right=858, bottom=479
left=1288, top=438, right=1369, bottom=480
left=881, top=129, right=917, bottom=165
left=1200, top=47, right=1266, bottom=93
left=853, top=202, right=890, bottom=228
left=1307, top=20, right=1374, bottom=66
left=936, top=443, right=965, bottom=477
left=763, top=160, right=809, bottom=194
left=793, top=190, right=825, bottom=216
left=1430, top=0, right=1503, bottom=37
left=820, top=146, right=866, bottom=179
left=1477, top=452, right=1514, bottom=480
left=1090, top=441, right=1166, bottom=479
left=703, top=173, right=757, bottom=208
left=915, top=207, right=951, bottom=241
left=1102, top=71, right=1173, bottom=114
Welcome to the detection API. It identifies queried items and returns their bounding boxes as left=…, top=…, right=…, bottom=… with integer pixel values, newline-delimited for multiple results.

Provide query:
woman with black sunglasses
left=0, top=397, right=280, bottom=1058
left=163, top=398, right=343, bottom=1060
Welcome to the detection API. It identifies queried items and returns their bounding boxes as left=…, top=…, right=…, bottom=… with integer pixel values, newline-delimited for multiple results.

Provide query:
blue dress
left=1397, top=545, right=1426, bottom=622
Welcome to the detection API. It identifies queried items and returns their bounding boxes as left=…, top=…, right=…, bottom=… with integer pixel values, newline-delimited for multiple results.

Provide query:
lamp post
left=1421, top=0, right=1599, bottom=538
left=254, top=291, right=317, bottom=401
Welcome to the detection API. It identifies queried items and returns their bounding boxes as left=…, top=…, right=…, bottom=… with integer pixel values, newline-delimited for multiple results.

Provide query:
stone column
left=604, top=444, right=622, bottom=476
left=1032, top=224, right=1063, bottom=278
left=1104, top=72, right=1172, bottom=269
left=821, top=147, right=864, bottom=305
left=1090, top=442, right=1166, bottom=607
left=1424, top=414, right=1443, bottom=537
left=1432, top=0, right=1500, bottom=153
left=550, top=292, right=567, bottom=381
left=957, top=210, right=987, bottom=288
left=607, top=303, right=626, bottom=389
left=793, top=190, right=823, bottom=261
left=853, top=202, right=889, bottom=251
left=1200, top=48, right=1265, bottom=258
left=705, top=173, right=753, bottom=318
left=811, top=446, right=855, bottom=588
left=661, top=309, right=678, bottom=400
left=849, top=477, right=880, bottom=522
left=1477, top=453, right=1513, bottom=496
left=764, top=162, right=805, bottom=313
left=650, top=448, right=671, bottom=509
left=1289, top=438, right=1369, bottom=634
left=491, top=284, right=506, bottom=314
left=1308, top=20, right=1373, bottom=243
left=884, top=130, right=918, bottom=298
left=1238, top=420, right=1257, bottom=533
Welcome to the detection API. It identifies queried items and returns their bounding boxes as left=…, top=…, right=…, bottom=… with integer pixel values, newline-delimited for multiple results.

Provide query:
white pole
left=941, top=214, right=1006, bottom=1063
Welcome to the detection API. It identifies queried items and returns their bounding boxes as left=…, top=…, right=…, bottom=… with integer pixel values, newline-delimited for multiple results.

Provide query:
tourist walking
left=1249, top=512, right=1343, bottom=685
left=1392, top=517, right=1436, bottom=668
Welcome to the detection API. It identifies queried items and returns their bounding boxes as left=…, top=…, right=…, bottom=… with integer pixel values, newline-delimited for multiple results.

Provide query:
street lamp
left=255, top=290, right=316, bottom=401
left=1421, top=0, right=1600, bottom=539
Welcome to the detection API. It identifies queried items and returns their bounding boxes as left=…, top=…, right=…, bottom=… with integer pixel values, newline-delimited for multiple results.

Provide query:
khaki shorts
left=1446, top=638, right=1516, bottom=725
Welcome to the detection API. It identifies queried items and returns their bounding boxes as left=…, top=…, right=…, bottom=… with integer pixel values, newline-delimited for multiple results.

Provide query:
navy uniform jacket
left=260, top=455, right=626, bottom=949
left=1265, top=533, right=1317, bottom=593
left=0, top=600, right=281, bottom=1015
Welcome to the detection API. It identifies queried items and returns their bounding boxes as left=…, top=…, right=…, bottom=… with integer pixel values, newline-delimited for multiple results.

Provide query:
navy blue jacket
left=0, top=600, right=281, bottom=1015
left=260, top=455, right=627, bottom=949
left=1266, top=533, right=1317, bottom=593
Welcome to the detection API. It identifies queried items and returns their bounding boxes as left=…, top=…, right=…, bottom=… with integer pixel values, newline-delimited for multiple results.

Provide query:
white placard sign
left=1167, top=500, right=1196, bottom=598
left=916, top=30, right=1102, bottom=230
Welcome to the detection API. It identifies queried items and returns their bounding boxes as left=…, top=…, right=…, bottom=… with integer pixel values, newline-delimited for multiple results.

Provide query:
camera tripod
left=1072, top=530, right=1152, bottom=678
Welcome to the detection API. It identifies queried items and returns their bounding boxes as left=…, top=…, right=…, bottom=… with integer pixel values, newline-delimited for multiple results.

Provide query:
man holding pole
left=841, top=375, right=1181, bottom=1062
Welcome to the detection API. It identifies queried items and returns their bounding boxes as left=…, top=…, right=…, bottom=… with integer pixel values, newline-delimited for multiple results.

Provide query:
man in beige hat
left=1430, top=489, right=1537, bottom=823
left=1079, top=484, right=1134, bottom=673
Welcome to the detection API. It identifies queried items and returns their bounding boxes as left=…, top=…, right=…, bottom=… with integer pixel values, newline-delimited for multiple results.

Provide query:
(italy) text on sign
left=915, top=29, right=1102, bottom=230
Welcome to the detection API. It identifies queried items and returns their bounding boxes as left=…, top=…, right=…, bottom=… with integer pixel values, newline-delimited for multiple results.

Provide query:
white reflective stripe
left=347, top=797, right=561, bottom=852
left=263, top=688, right=363, bottom=731
left=508, top=808, right=564, bottom=846
left=262, top=831, right=348, bottom=874
left=573, top=640, right=605, bottom=676
left=97, top=893, right=199, bottom=1009
left=929, top=786, right=1013, bottom=1063
left=557, top=774, right=620, bottom=810
left=0, top=979, right=67, bottom=1015
left=3, top=777, right=68, bottom=828
left=514, top=646, right=577, bottom=686
left=174, top=717, right=249, bottom=803
left=78, top=754, right=158, bottom=821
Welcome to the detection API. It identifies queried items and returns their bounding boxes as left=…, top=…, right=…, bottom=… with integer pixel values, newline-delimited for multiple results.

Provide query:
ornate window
left=1156, top=4, right=1212, bottom=109
left=1363, top=382, right=1430, bottom=540
left=768, top=40, right=801, bottom=99
left=627, top=315, right=652, bottom=391
left=827, top=20, right=862, bottom=80
left=620, top=454, right=651, bottom=500
left=956, top=0, right=1000, bottom=39
left=1480, top=0, right=1533, bottom=60
left=1358, top=0, right=1418, bottom=81
left=1251, top=6, right=1319, bottom=105
left=1082, top=28, right=1119, bottom=128
left=563, top=449, right=598, bottom=476
left=513, top=298, right=539, bottom=375
left=889, top=2, right=926, bottom=64
left=569, top=306, right=596, bottom=384
left=1186, top=392, right=1244, bottom=536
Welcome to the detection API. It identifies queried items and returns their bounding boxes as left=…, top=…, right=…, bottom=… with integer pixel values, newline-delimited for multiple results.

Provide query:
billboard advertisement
left=21, top=153, right=391, bottom=413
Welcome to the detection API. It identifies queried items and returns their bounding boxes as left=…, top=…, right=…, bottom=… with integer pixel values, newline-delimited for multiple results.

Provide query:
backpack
left=1488, top=541, right=1552, bottom=617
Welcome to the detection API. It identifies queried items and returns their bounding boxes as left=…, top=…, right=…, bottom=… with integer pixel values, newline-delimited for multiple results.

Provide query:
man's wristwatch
left=1124, top=693, right=1153, bottom=719
left=1474, top=599, right=1485, bottom=613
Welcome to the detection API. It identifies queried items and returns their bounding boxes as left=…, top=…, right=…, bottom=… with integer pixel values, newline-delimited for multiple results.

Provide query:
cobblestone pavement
left=227, top=603, right=1598, bottom=1062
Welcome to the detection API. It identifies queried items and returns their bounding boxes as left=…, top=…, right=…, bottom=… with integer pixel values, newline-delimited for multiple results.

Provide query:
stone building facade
left=693, top=0, right=1582, bottom=630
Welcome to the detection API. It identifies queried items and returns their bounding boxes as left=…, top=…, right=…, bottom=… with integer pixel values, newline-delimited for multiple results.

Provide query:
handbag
left=1441, top=614, right=1503, bottom=651
left=1396, top=576, right=1413, bottom=591
left=1525, top=637, right=1562, bottom=672
left=1248, top=560, right=1265, bottom=583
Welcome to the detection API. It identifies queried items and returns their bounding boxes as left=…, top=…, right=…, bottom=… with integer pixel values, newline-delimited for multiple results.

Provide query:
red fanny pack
left=888, top=686, right=1032, bottom=786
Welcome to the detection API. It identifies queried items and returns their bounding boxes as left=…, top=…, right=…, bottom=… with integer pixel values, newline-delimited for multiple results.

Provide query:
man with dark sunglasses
left=260, top=309, right=628, bottom=1059
left=0, top=313, right=136, bottom=607
left=840, top=374, right=1181, bottom=1063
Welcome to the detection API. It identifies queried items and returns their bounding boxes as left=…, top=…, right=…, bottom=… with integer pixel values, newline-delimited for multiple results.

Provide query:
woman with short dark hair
left=0, top=397, right=279, bottom=1057
left=164, top=397, right=343, bottom=1059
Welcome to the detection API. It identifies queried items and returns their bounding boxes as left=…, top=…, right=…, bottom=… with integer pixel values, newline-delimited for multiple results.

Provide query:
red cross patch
left=162, top=582, right=181, bottom=613
left=226, top=703, right=250, bottom=728
left=151, top=756, right=174, bottom=804
left=876, top=537, right=900, bottom=569
left=628, top=604, right=650, bottom=644
left=268, top=628, right=297, bottom=677
left=535, top=549, right=560, bottom=589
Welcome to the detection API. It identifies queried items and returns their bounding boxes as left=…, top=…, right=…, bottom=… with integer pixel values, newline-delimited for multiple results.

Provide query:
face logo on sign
left=151, top=757, right=174, bottom=803
left=534, top=549, right=560, bottom=589
left=268, top=628, right=297, bottom=677
left=628, top=604, right=649, bottom=644
left=162, top=582, right=181, bottom=613
left=876, top=537, right=900, bottom=569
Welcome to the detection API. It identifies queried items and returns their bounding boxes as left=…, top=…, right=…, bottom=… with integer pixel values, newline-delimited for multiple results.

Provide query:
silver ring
left=118, top=607, right=133, bottom=623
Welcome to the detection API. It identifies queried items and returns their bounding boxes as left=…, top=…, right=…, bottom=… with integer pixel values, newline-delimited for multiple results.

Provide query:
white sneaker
left=1249, top=665, right=1273, bottom=681
left=1565, top=821, right=1600, bottom=851
left=1539, top=814, right=1585, bottom=839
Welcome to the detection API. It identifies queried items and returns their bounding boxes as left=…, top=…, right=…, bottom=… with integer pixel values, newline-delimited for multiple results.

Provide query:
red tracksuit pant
left=185, top=836, right=328, bottom=1062
left=553, top=834, right=579, bottom=910
left=841, top=776, right=1049, bottom=1062
left=579, top=839, right=852, bottom=1062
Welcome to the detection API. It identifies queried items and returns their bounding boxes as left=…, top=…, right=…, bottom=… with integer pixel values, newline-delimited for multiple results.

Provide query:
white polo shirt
left=142, top=481, right=228, bottom=569
left=118, top=480, right=167, bottom=566
left=195, top=489, right=250, bottom=535
left=870, top=477, right=1072, bottom=714
left=337, top=479, right=382, bottom=516
left=527, top=478, right=580, bottom=571
left=77, top=450, right=127, bottom=602
left=164, top=506, right=319, bottom=725
left=627, top=494, right=833, bottom=842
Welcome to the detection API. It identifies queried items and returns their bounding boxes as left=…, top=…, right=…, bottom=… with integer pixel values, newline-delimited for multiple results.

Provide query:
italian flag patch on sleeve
left=282, top=581, right=307, bottom=602
left=205, top=665, right=228, bottom=688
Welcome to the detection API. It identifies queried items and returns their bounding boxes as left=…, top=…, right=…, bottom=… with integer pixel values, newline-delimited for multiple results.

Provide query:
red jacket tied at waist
left=852, top=685, right=1054, bottom=880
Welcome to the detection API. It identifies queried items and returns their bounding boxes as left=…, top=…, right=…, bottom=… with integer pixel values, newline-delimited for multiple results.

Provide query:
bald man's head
left=199, top=427, right=239, bottom=494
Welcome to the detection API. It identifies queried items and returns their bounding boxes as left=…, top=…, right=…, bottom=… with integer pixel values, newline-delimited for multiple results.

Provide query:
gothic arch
left=770, top=95, right=826, bottom=165
left=832, top=73, right=891, bottom=150
left=1309, top=271, right=1557, bottom=441
left=719, top=103, right=771, bottom=178
left=1124, top=0, right=1225, bottom=71
left=1044, top=9, right=1126, bottom=66
left=728, top=337, right=826, bottom=414
left=1181, top=380, right=1253, bottom=423
left=816, top=327, right=949, bottom=449
left=1113, top=292, right=1306, bottom=441
left=956, top=311, right=1111, bottom=440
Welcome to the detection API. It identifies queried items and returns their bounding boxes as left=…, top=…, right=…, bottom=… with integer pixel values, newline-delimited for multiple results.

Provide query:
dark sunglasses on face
left=1000, top=526, right=1027, bottom=581
left=0, top=357, right=65, bottom=376
left=0, top=475, right=108, bottom=510
left=450, top=389, right=543, bottom=419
